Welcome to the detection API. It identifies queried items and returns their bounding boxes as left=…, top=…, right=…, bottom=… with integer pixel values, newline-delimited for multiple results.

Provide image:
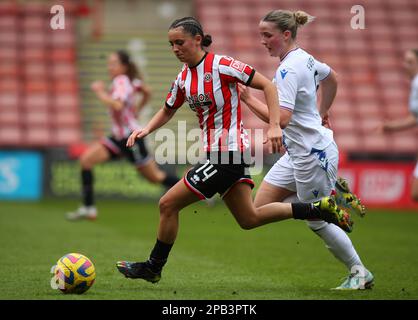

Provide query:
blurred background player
left=377, top=49, right=418, bottom=202
left=239, top=10, right=373, bottom=290
left=116, top=16, right=352, bottom=285
left=66, top=50, right=180, bottom=221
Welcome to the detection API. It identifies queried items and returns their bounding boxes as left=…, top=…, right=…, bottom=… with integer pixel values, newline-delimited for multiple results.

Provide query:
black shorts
left=184, top=152, right=254, bottom=200
left=101, top=135, right=152, bottom=167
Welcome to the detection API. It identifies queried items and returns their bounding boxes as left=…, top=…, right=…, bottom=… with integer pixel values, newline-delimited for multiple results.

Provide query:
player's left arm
left=91, top=80, right=124, bottom=111
left=134, top=84, right=152, bottom=115
left=318, top=69, right=338, bottom=128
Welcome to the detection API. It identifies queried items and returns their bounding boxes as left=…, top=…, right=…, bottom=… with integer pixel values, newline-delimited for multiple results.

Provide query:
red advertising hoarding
left=339, top=162, right=418, bottom=209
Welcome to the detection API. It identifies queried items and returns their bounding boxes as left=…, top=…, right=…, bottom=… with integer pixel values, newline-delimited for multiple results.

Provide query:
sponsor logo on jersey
left=280, top=69, right=288, bottom=79
left=187, top=93, right=213, bottom=111
left=231, top=60, right=247, bottom=73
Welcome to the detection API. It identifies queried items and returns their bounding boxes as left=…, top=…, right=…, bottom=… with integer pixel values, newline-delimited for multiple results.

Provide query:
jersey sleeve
left=218, top=56, right=255, bottom=85
left=274, top=66, right=298, bottom=111
left=165, top=72, right=185, bottom=110
left=111, top=75, right=133, bottom=103
left=315, top=59, right=331, bottom=81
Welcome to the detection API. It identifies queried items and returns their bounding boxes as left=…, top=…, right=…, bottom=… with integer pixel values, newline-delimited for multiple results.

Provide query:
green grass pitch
left=1, top=199, right=418, bottom=300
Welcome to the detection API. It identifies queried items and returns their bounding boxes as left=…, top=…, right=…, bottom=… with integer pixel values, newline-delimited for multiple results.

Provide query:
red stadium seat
left=24, top=127, right=52, bottom=146
left=20, top=47, right=47, bottom=62
left=0, top=126, right=22, bottom=145
left=22, top=16, right=48, bottom=30
left=21, top=31, right=47, bottom=47
left=53, top=111, right=81, bottom=127
left=0, top=1, right=18, bottom=15
left=49, top=48, right=76, bottom=62
left=334, top=134, right=359, bottom=152
left=0, top=15, right=17, bottom=29
left=0, top=93, right=19, bottom=108
left=0, top=31, right=18, bottom=46
left=24, top=81, right=50, bottom=93
left=390, top=133, right=418, bottom=153
left=0, top=109, right=19, bottom=126
left=53, top=94, right=79, bottom=110
left=54, top=127, right=82, bottom=145
left=22, top=94, right=50, bottom=111
left=51, top=63, right=77, bottom=78
left=24, top=111, right=50, bottom=126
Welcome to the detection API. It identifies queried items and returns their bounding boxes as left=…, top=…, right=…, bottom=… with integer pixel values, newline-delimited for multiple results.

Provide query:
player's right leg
left=116, top=179, right=201, bottom=283
left=66, top=142, right=111, bottom=221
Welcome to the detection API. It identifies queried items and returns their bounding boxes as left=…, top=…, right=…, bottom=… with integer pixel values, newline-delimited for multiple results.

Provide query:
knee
left=79, top=154, right=92, bottom=170
left=236, top=213, right=259, bottom=230
left=239, top=221, right=256, bottom=230
left=158, top=195, right=177, bottom=217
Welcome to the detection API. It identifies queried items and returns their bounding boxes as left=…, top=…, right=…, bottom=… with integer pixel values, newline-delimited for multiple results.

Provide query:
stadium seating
left=0, top=1, right=80, bottom=147
left=196, top=0, right=418, bottom=154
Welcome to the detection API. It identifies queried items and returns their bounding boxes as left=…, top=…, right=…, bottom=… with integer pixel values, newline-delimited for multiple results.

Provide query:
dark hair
left=411, top=49, right=418, bottom=60
left=169, top=16, right=212, bottom=47
left=115, top=50, right=143, bottom=81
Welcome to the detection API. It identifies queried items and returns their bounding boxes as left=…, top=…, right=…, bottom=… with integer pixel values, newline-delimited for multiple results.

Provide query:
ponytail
left=116, top=50, right=142, bottom=81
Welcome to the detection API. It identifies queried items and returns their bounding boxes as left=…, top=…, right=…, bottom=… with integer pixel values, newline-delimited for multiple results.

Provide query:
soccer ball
left=50, top=253, right=96, bottom=294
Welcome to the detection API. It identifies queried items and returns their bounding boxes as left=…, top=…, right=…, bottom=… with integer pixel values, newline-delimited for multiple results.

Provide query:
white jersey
left=273, top=48, right=334, bottom=156
left=409, top=74, right=418, bottom=119
left=109, top=75, right=141, bottom=140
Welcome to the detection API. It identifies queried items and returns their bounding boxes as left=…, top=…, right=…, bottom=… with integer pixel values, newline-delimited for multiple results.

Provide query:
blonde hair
left=262, top=10, right=315, bottom=39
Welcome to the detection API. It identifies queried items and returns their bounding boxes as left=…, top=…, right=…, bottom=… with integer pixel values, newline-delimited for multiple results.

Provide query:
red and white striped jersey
left=165, top=52, right=255, bottom=152
left=109, top=75, right=142, bottom=139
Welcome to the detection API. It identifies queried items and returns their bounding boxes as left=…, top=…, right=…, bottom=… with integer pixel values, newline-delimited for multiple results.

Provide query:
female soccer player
left=66, top=50, right=180, bottom=221
left=238, top=10, right=374, bottom=290
left=377, top=49, right=418, bottom=201
left=116, top=17, right=351, bottom=284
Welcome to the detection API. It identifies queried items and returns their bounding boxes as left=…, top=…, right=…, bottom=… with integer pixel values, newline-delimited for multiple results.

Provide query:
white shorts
left=264, top=142, right=339, bottom=202
left=414, top=162, right=418, bottom=178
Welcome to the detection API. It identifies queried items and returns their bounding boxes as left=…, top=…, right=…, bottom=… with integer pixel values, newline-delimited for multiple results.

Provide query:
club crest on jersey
left=204, top=72, right=212, bottom=83
left=187, top=93, right=212, bottom=111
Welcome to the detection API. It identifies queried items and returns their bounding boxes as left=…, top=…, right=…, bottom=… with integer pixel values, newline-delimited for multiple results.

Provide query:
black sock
left=162, top=174, right=179, bottom=189
left=81, top=169, right=94, bottom=206
left=291, top=202, right=321, bottom=220
left=148, top=239, right=173, bottom=272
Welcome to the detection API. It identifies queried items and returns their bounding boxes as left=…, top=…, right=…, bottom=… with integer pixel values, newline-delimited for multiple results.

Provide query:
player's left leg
left=296, top=142, right=373, bottom=289
left=116, top=179, right=200, bottom=283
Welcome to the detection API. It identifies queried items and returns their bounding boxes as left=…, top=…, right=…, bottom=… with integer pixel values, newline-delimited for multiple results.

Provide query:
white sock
left=307, top=220, right=364, bottom=272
